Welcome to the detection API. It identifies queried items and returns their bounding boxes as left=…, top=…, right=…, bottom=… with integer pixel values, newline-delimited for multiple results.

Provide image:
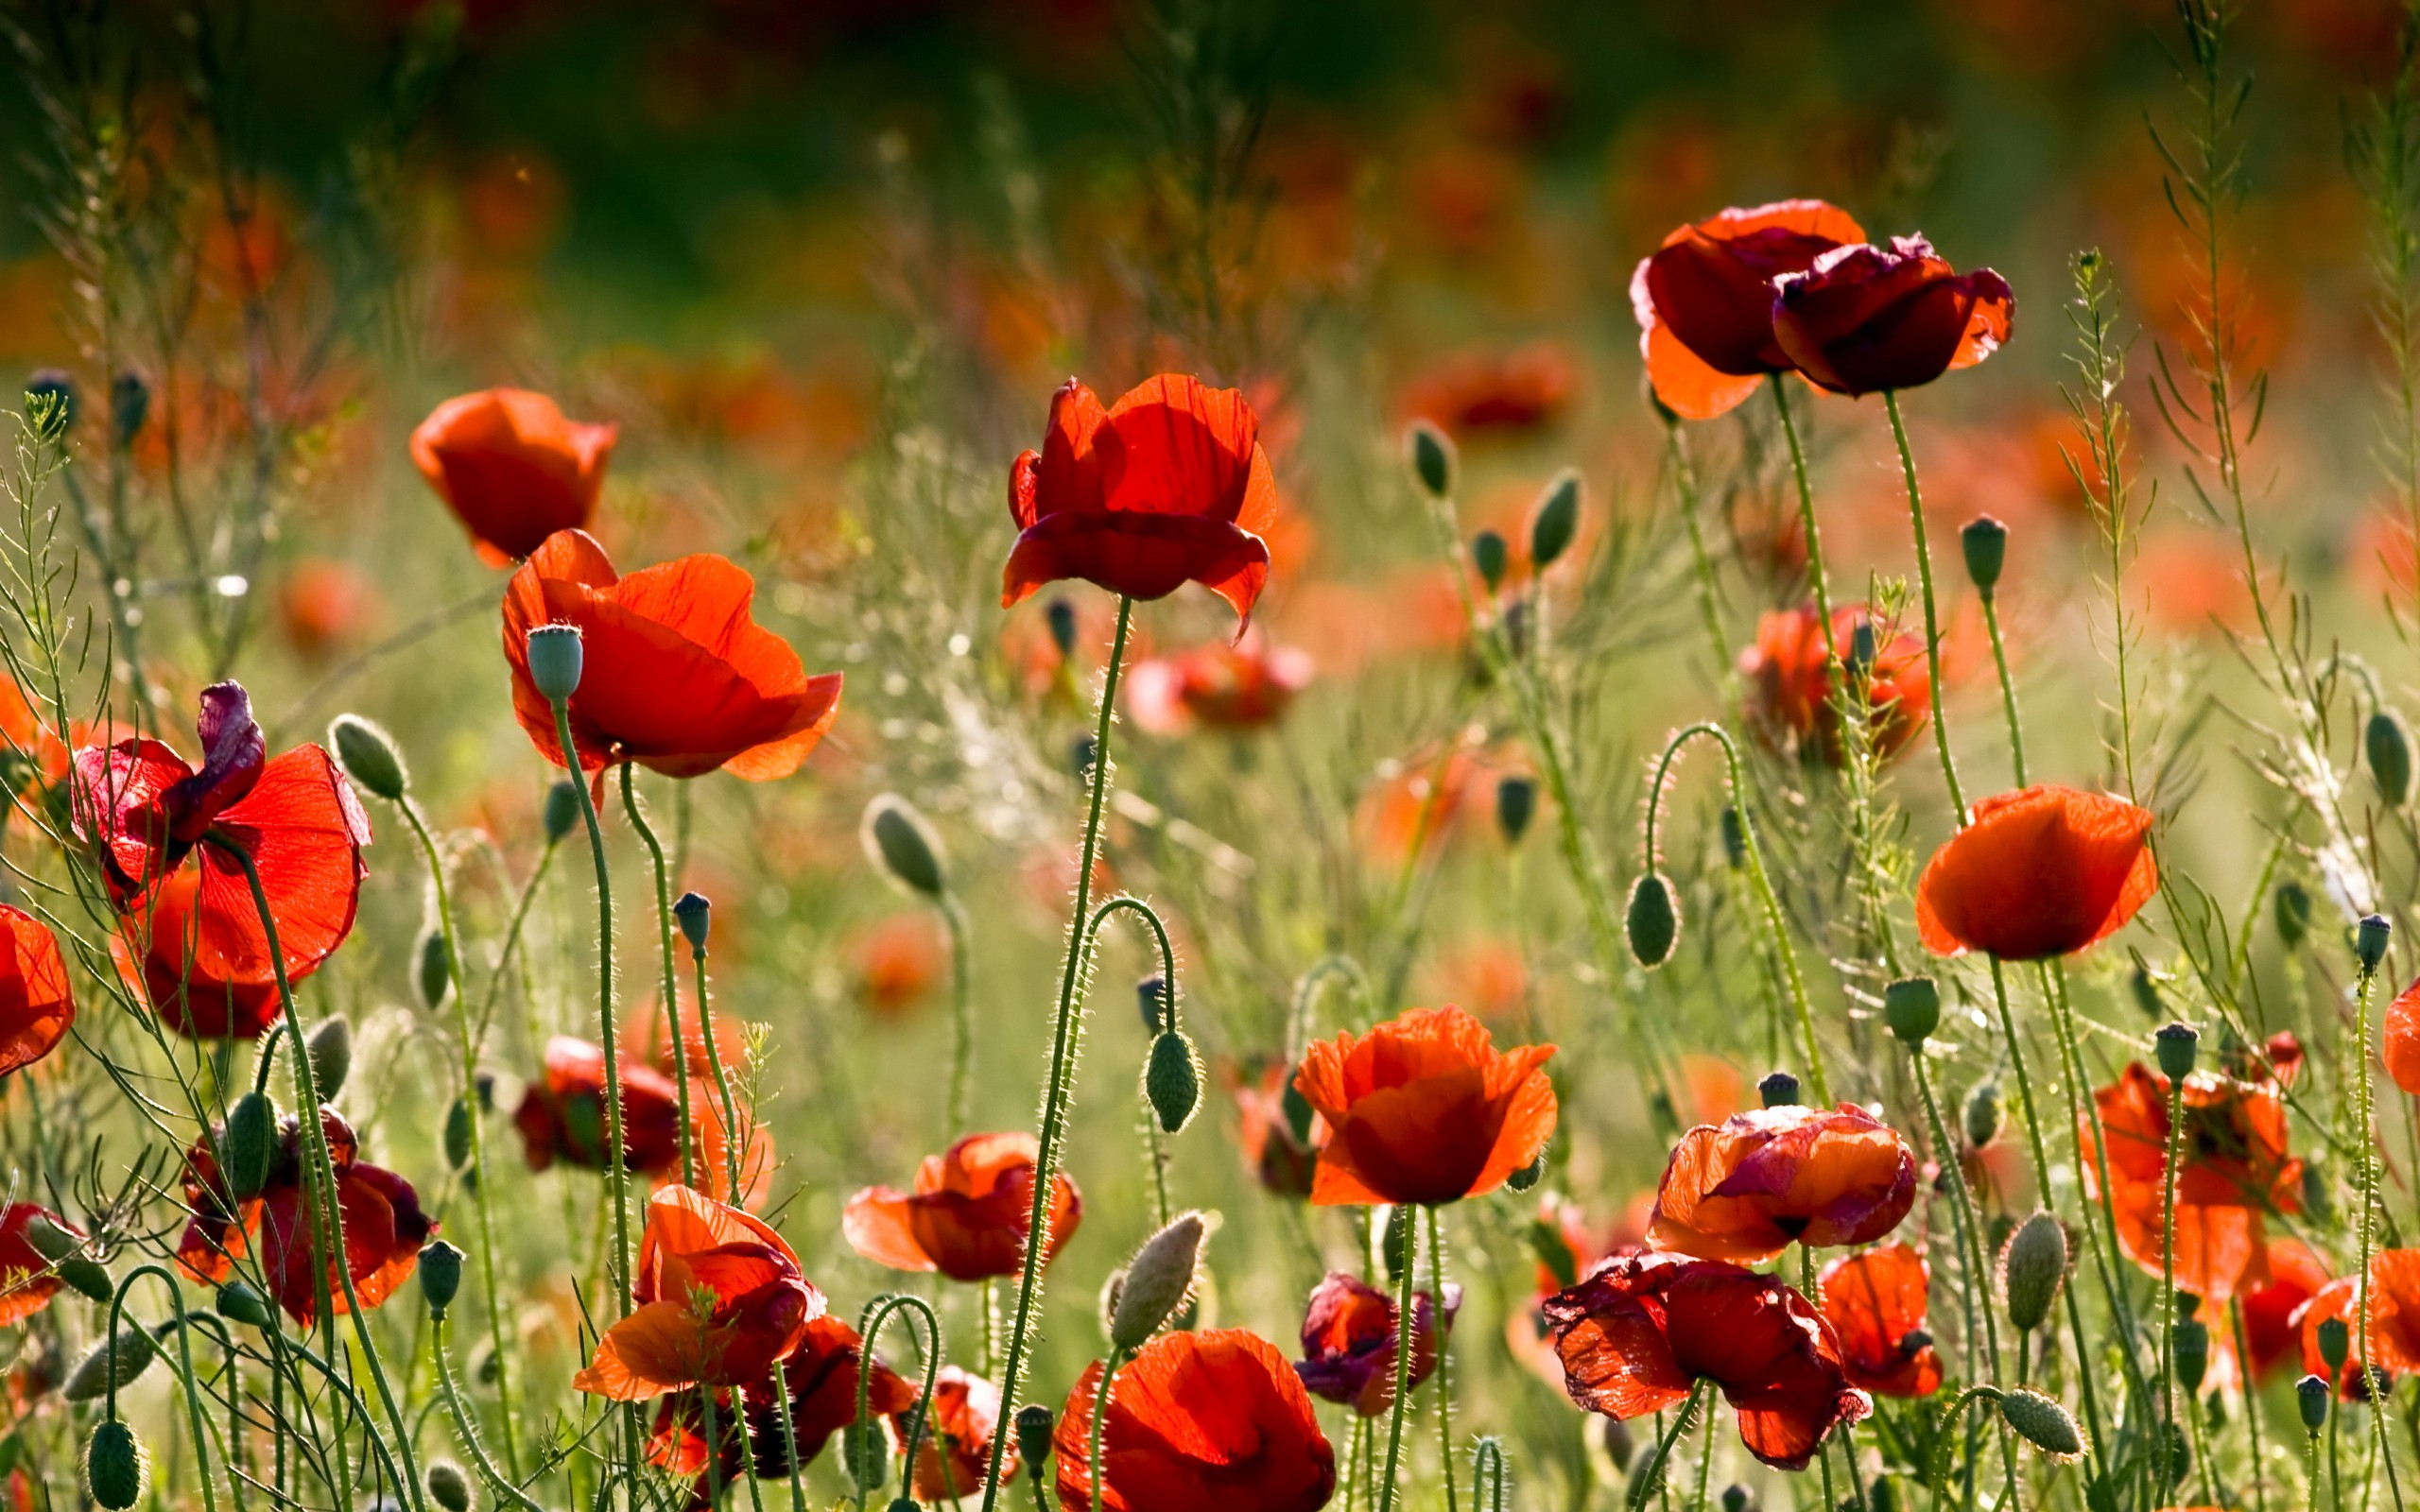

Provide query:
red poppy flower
left=841, top=1132, right=1081, bottom=1282
left=2083, top=1061, right=2302, bottom=1302
left=73, top=683, right=372, bottom=1038
left=1233, top=1058, right=1324, bottom=1198
left=502, top=530, right=844, bottom=782
left=647, top=1314, right=916, bottom=1503
left=1293, top=1004, right=1557, bottom=1208
left=851, top=912, right=943, bottom=1014
left=1648, top=1104, right=1917, bottom=1263
left=0, top=1204, right=88, bottom=1324
left=1631, top=200, right=1866, bottom=421
left=575, top=1185, right=821, bottom=1400
left=1915, top=785, right=2158, bottom=960
left=1127, top=635, right=1313, bottom=735
left=277, top=558, right=378, bottom=660
left=2238, top=1238, right=2329, bottom=1383
left=1001, top=375, right=1280, bottom=628
left=1546, top=1250, right=1872, bottom=1470
left=1738, top=602, right=1933, bottom=765
left=0, top=907, right=71, bottom=1075
left=2293, top=1254, right=2420, bottom=1399
left=177, top=1108, right=434, bottom=1327
left=1818, top=1244, right=1942, bottom=1398
left=0, top=680, right=67, bottom=797
left=1294, top=1269, right=1460, bottom=1417
left=515, top=1037, right=693, bottom=1178
left=111, top=873, right=288, bottom=1040
left=1400, top=342, right=1579, bottom=435
left=2384, top=978, right=2420, bottom=1096
left=909, top=1367, right=1014, bottom=1502
left=1054, top=1329, right=1336, bottom=1512
left=1770, top=236, right=2014, bottom=397
left=411, top=388, right=616, bottom=565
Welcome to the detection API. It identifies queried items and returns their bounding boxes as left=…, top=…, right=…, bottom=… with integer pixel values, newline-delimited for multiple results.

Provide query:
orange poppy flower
left=2083, top=1061, right=2303, bottom=1301
left=1399, top=341, right=1579, bottom=436
left=1232, top=1058, right=1323, bottom=1198
left=1818, top=1244, right=1942, bottom=1398
left=0, top=1204, right=88, bottom=1324
left=1771, top=237, right=2014, bottom=397
left=0, top=907, right=71, bottom=1076
left=909, top=1367, right=1014, bottom=1502
left=1294, top=1270, right=1459, bottom=1417
left=514, top=1036, right=692, bottom=1178
left=1738, top=601, right=1933, bottom=765
left=1001, top=375, right=1280, bottom=629
left=2297, top=1276, right=2369, bottom=1398
left=276, top=558, right=379, bottom=660
left=501, top=530, right=844, bottom=782
left=1915, top=785, right=2158, bottom=960
left=2293, top=1253, right=2420, bottom=1399
left=574, top=1185, right=821, bottom=1400
left=411, top=388, right=616, bottom=565
left=2238, top=1237, right=2329, bottom=1383
left=1292, top=1004, right=1558, bottom=1208
left=1631, top=200, right=1866, bottom=421
left=1054, top=1329, right=1336, bottom=1512
left=1648, top=1104, right=1917, bottom=1263
left=1126, top=634, right=1313, bottom=735
left=2384, top=976, right=2420, bottom=1095
left=851, top=912, right=943, bottom=1013
left=647, top=1314, right=916, bottom=1502
left=841, top=1132, right=1081, bottom=1282
left=1546, top=1251, right=1872, bottom=1470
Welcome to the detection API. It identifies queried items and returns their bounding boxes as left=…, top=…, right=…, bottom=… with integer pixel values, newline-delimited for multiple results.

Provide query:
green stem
left=620, top=763, right=697, bottom=1190
left=1088, top=1348, right=1126, bottom=1512
left=431, top=1315, right=544, bottom=1512
left=689, top=944, right=747, bottom=1205
left=2162, top=1059, right=2186, bottom=1433
left=106, top=1268, right=219, bottom=1512
left=2357, top=957, right=2411, bottom=1512
left=1376, top=1204, right=1423, bottom=1512
left=1665, top=418, right=1732, bottom=679
left=857, top=1295, right=943, bottom=1512
left=1629, top=1382, right=1706, bottom=1512
left=1980, top=591, right=2027, bottom=787
left=942, top=891, right=974, bottom=1132
left=1770, top=375, right=1841, bottom=666
left=1427, top=1205, right=1459, bottom=1512
left=1882, top=389, right=1966, bottom=819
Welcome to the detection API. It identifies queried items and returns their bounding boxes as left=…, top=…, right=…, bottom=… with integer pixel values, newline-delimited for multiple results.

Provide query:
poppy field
left=6, top=1, right=2420, bottom=1509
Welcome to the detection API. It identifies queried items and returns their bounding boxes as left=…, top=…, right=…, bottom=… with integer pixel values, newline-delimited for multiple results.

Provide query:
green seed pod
left=2002, top=1211, right=2068, bottom=1334
left=1964, top=1078, right=2004, bottom=1149
left=2152, top=1419, right=2190, bottom=1489
left=421, top=1240, right=465, bottom=1319
left=843, top=1418, right=888, bottom=1491
left=2173, top=1318, right=2209, bottom=1395
left=2360, top=913, right=2394, bottom=975
left=2274, top=882, right=2312, bottom=948
left=1014, top=1404, right=1055, bottom=1469
left=426, top=1460, right=473, bottom=1512
left=1720, top=1486, right=1752, bottom=1512
left=1382, top=1204, right=1411, bottom=1283
left=417, top=927, right=454, bottom=1012
left=1757, top=1071, right=1799, bottom=1108
left=1507, top=1150, right=1547, bottom=1192
left=1529, top=470, right=1582, bottom=571
left=216, top=1281, right=275, bottom=1331
left=1495, top=775, right=1537, bottom=845
left=83, top=1420, right=146, bottom=1512
left=307, top=1017, right=353, bottom=1101
left=1111, top=1211, right=1205, bottom=1352
left=2130, top=961, right=2163, bottom=1020
left=328, top=714, right=409, bottom=803
left=64, top=1326, right=157, bottom=1402
left=222, top=1091, right=277, bottom=1201
left=2298, top=1374, right=2330, bottom=1432
left=24, top=1215, right=111, bottom=1303
left=1719, top=807, right=1746, bottom=868
left=1868, top=1477, right=1899, bottom=1512
left=862, top=794, right=947, bottom=899
left=2371, top=708, right=2414, bottom=807
left=1134, top=975, right=1167, bottom=1034
left=2153, top=1022, right=2199, bottom=1083
left=1600, top=1417, right=1635, bottom=1473
left=1998, top=1389, right=2084, bottom=1462
left=443, top=1096, right=475, bottom=1172
left=1625, top=873, right=1678, bottom=969
left=1471, top=530, right=1510, bottom=593
left=674, top=891, right=712, bottom=953
left=2317, top=1316, right=2351, bottom=1375
left=1145, top=1030, right=1203, bottom=1135
left=1408, top=421, right=1456, bottom=499
left=543, top=780, right=580, bottom=845
left=1045, top=596, right=1079, bottom=660
left=1960, top=515, right=2009, bottom=595
left=525, top=625, right=585, bottom=702
left=1883, top=977, right=1941, bottom=1047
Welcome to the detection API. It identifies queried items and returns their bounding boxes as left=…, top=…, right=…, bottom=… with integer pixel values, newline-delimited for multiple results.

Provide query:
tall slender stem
left=689, top=945, right=746, bottom=1205
left=1882, top=390, right=1966, bottom=819
left=1088, top=1349, right=1125, bottom=1512
left=1426, top=1204, right=1459, bottom=1512
left=2355, top=955, right=2411, bottom=1512
left=1376, top=1204, right=1422, bottom=1512
left=2161, top=1061, right=2187, bottom=1433
left=620, top=764, right=697, bottom=1189
left=1770, top=376, right=1841, bottom=666
left=942, top=892, right=974, bottom=1131
left=1980, top=593, right=2027, bottom=787
left=1665, top=420, right=1731, bottom=680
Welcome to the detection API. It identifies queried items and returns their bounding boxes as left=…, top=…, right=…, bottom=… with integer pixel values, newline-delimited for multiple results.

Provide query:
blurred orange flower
left=413, top=388, right=616, bottom=565
left=1738, top=601, right=1932, bottom=765
left=2084, top=1061, right=2303, bottom=1302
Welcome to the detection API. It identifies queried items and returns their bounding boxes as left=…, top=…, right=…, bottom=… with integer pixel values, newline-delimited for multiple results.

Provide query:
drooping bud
left=1960, top=515, right=2009, bottom=595
left=426, top=1460, right=473, bottom=1512
left=1625, top=873, right=1677, bottom=969
left=1719, top=807, right=1746, bottom=868
left=1507, top=1150, right=1547, bottom=1192
left=1046, top=597, right=1079, bottom=661
left=673, top=891, right=711, bottom=953
left=215, top=1281, right=275, bottom=1330
left=307, top=1017, right=353, bottom=1101
left=1408, top=421, right=1456, bottom=499
left=64, top=1326, right=158, bottom=1402
left=543, top=780, right=580, bottom=844
left=2273, top=882, right=2311, bottom=948
left=2153, top=1022, right=2199, bottom=1083
left=1529, top=471, right=1582, bottom=571
left=2130, top=961, right=2163, bottom=1020
left=1964, top=1079, right=2003, bottom=1148
left=1495, top=775, right=1536, bottom=844
left=1014, top=1404, right=1055, bottom=1470
left=1757, top=1071, right=1799, bottom=1108
left=862, top=794, right=947, bottom=899
left=2360, top=913, right=2394, bottom=975
left=222, top=1091, right=277, bottom=1200
left=24, top=1214, right=111, bottom=1302
left=417, top=928, right=453, bottom=1012
left=2298, top=1374, right=2331, bottom=1432
left=2370, top=708, right=2414, bottom=808
left=421, top=1240, right=465, bottom=1319
left=109, top=370, right=147, bottom=448
left=1146, top=1030, right=1203, bottom=1135
left=1111, top=1211, right=1206, bottom=1351
left=25, top=370, right=76, bottom=441
left=443, top=1096, right=475, bottom=1172
left=1998, top=1388, right=2083, bottom=1461
left=1135, top=975, right=1167, bottom=1033
left=1719, top=1485, right=1751, bottom=1512
left=1471, top=530, right=1510, bottom=593
left=843, top=1418, right=888, bottom=1491
left=83, top=1419, right=147, bottom=1512
left=329, top=714, right=409, bottom=802
left=2173, top=1317, right=2209, bottom=1395
left=524, top=625, right=585, bottom=702
left=2001, top=1211, right=2067, bottom=1333
left=1883, top=977, right=1941, bottom=1047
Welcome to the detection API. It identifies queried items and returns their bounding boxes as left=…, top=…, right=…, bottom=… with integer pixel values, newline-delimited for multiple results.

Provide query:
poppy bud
left=443, top=1096, right=475, bottom=1172
left=1757, top=1071, right=1799, bottom=1108
left=426, top=1461, right=472, bottom=1512
left=1015, top=1404, right=1055, bottom=1469
left=887, top=1501, right=916, bottom=1512
left=1529, top=471, right=1582, bottom=571
left=1719, top=807, right=1746, bottom=868
left=2274, top=882, right=2311, bottom=948
left=1720, top=1486, right=1752, bottom=1512
left=1111, top=1211, right=1205, bottom=1352
left=1282, top=1080, right=1316, bottom=1145
left=2002, top=1211, right=2067, bottom=1333
left=1883, top=976, right=1941, bottom=1047
left=1135, top=975, right=1167, bottom=1033
left=2130, top=961, right=2162, bottom=1020
left=2371, top=708, right=2414, bottom=807
left=2173, top=1317, right=2208, bottom=1395
left=2153, top=1420, right=2189, bottom=1488
left=1472, top=530, right=1510, bottom=593
left=329, top=714, right=409, bottom=803
left=1409, top=421, right=1456, bottom=499
left=24, top=1215, right=111, bottom=1303
left=2153, top=1022, right=2198, bottom=1082
left=543, top=780, right=580, bottom=844
left=222, top=1091, right=277, bottom=1200
left=2299, top=1374, right=2330, bottom=1432
left=2318, top=1316, right=2350, bottom=1374
left=1146, top=1029, right=1203, bottom=1134
left=215, top=1281, right=275, bottom=1331
left=1495, top=775, right=1536, bottom=844
left=1382, top=1204, right=1411, bottom=1282
left=1600, top=1418, right=1634, bottom=1473
left=417, top=928, right=453, bottom=1012
left=25, top=370, right=75, bottom=441
left=524, top=625, right=584, bottom=702
left=82, top=1420, right=146, bottom=1512
left=1508, top=1149, right=1547, bottom=1192
left=1964, top=1079, right=2003, bottom=1149
left=1625, top=873, right=1678, bottom=969
left=674, top=891, right=711, bottom=952
left=1869, top=1478, right=1899, bottom=1512
left=2360, top=913, right=2394, bottom=975
left=307, top=1017, right=353, bottom=1101
left=421, top=1240, right=465, bottom=1319
left=1844, top=619, right=1877, bottom=680
left=64, top=1326, right=157, bottom=1402
left=843, top=1419, right=888, bottom=1491
left=1998, top=1388, right=2083, bottom=1462
left=1073, top=734, right=1099, bottom=782
left=109, top=370, right=147, bottom=448
left=862, top=794, right=947, bottom=899
left=1046, top=596, right=1079, bottom=661
left=1960, top=515, right=2008, bottom=595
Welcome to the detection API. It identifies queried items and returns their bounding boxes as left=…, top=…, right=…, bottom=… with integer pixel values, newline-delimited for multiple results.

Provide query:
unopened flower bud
left=2131, top=961, right=2163, bottom=1020
left=1408, top=421, right=1456, bottom=499
left=2371, top=708, right=2414, bottom=808
left=1625, top=873, right=1677, bottom=969
left=25, top=1215, right=111, bottom=1303
left=2360, top=914, right=2394, bottom=975
left=1135, top=975, right=1167, bottom=1033
left=421, top=1240, right=465, bottom=1319
left=2318, top=1316, right=2351, bottom=1374
left=1471, top=530, right=1510, bottom=593
left=1884, top=977, right=1940, bottom=1047
left=842, top=1417, right=888, bottom=1490
left=417, top=928, right=453, bottom=1012
left=2002, top=1211, right=2067, bottom=1333
left=307, top=1017, right=353, bottom=1101
left=426, top=1460, right=473, bottom=1512
left=1845, top=619, right=1877, bottom=679
left=1757, top=1071, right=1799, bottom=1108
left=1964, top=1078, right=2003, bottom=1149
left=215, top=1281, right=275, bottom=1330
left=1961, top=515, right=2008, bottom=594
left=26, top=369, right=76, bottom=441
left=2154, top=1022, right=2199, bottom=1082
left=1146, top=1030, right=1203, bottom=1135
left=1998, top=1388, right=2083, bottom=1461
left=64, top=1326, right=157, bottom=1402
left=1529, top=471, right=1582, bottom=571
left=443, top=1096, right=475, bottom=1172
left=1046, top=597, right=1079, bottom=661
left=1719, top=807, right=1746, bottom=868
left=222, top=1091, right=277, bottom=1200
left=2299, top=1374, right=2331, bottom=1431
left=109, top=370, right=147, bottom=448
left=2274, top=882, right=2311, bottom=948
left=1719, top=1486, right=1752, bottom=1512
left=2174, top=1317, right=2209, bottom=1395
left=1015, top=1404, right=1055, bottom=1469
left=83, top=1419, right=146, bottom=1511
left=1495, top=775, right=1536, bottom=845
left=674, top=891, right=711, bottom=952
left=524, top=625, right=584, bottom=702
left=1600, top=1417, right=1634, bottom=1473
left=1508, top=1150, right=1547, bottom=1192
left=329, top=714, right=409, bottom=802
left=543, top=779, right=580, bottom=844
left=862, top=794, right=946, bottom=898
left=1111, top=1211, right=1205, bottom=1351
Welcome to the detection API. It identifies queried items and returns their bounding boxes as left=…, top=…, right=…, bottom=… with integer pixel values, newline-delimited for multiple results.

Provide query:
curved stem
left=106, top=1267, right=220, bottom=1512
left=1289, top=954, right=1370, bottom=1059
left=857, top=1294, right=944, bottom=1512
left=1473, top=1438, right=1507, bottom=1512
left=431, top=1314, right=544, bottom=1512
left=1089, top=894, right=1184, bottom=1228
left=1376, top=1204, right=1423, bottom=1512
left=1882, top=389, right=1966, bottom=820
left=620, top=763, right=696, bottom=1190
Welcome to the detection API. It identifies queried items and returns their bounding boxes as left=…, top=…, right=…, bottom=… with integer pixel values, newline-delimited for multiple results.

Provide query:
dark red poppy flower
left=1294, top=1269, right=1460, bottom=1417
left=1293, top=1004, right=1557, bottom=1208
left=1631, top=200, right=1866, bottom=421
left=1400, top=342, right=1579, bottom=435
left=1546, top=1250, right=1872, bottom=1470
left=0, top=1204, right=88, bottom=1324
left=1233, top=1058, right=1323, bottom=1198
left=1738, top=602, right=1932, bottom=765
left=411, top=387, right=616, bottom=565
left=1817, top=1244, right=1941, bottom=1398
left=0, top=907, right=71, bottom=1075
left=1770, top=236, right=2014, bottom=397
left=2238, top=1238, right=2329, bottom=1383
left=908, top=1367, right=1014, bottom=1502
left=2385, top=978, right=2420, bottom=1095
left=1055, top=1329, right=1336, bottom=1512
left=1127, top=635, right=1313, bottom=735
left=841, top=1132, right=1080, bottom=1282
left=2083, top=1061, right=2302, bottom=1302
left=177, top=1108, right=434, bottom=1327
left=1915, top=786, right=2158, bottom=960
left=647, top=1314, right=917, bottom=1504
left=73, top=684, right=371, bottom=1040
left=502, top=530, right=844, bottom=782
left=1001, top=375, right=1281, bottom=628
left=1649, top=1104, right=1916, bottom=1263
left=515, top=1036, right=692, bottom=1178
left=575, top=1185, right=821, bottom=1400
